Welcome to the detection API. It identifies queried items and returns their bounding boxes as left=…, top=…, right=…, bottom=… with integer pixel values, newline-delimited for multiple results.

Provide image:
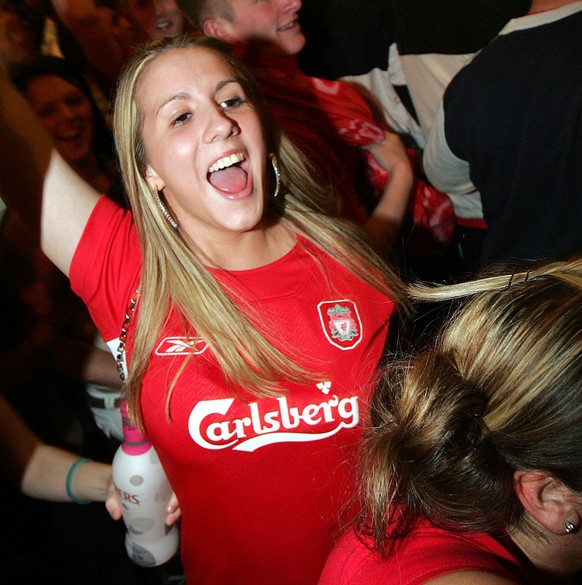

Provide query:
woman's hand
left=105, top=479, right=123, bottom=520
left=165, top=491, right=182, bottom=526
left=105, top=483, right=182, bottom=526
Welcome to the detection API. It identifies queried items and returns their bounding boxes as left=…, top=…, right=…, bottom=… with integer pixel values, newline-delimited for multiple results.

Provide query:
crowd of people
left=0, top=1, right=580, bottom=584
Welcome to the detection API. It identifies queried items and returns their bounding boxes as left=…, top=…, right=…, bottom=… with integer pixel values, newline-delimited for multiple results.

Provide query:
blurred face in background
left=24, top=75, right=97, bottom=168
left=97, top=5, right=143, bottom=51
left=204, top=0, right=306, bottom=57
left=128, top=0, right=185, bottom=39
left=0, top=8, right=38, bottom=69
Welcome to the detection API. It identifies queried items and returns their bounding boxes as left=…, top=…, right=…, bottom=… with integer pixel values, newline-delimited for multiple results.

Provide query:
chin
left=286, top=36, right=306, bottom=56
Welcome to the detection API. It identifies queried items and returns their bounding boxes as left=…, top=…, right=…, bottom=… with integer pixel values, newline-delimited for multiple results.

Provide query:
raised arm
left=0, top=64, right=101, bottom=276
left=363, top=128, right=414, bottom=256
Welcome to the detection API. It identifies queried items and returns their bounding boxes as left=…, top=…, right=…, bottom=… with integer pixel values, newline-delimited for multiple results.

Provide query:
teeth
left=279, top=20, right=295, bottom=31
left=58, top=130, right=82, bottom=140
left=208, top=152, right=244, bottom=173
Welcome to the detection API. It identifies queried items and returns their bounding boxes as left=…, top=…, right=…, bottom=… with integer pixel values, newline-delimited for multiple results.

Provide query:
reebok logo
left=155, top=337, right=208, bottom=356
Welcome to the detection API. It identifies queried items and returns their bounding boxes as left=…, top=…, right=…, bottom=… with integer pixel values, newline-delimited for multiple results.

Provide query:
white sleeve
left=423, top=102, right=476, bottom=196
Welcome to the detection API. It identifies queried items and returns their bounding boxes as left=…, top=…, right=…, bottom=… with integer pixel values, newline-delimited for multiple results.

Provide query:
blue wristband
left=66, top=457, right=92, bottom=505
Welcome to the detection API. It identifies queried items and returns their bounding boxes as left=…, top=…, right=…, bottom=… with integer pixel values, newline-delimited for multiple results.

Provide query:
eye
left=37, top=104, right=57, bottom=118
left=66, top=94, right=86, bottom=109
left=171, top=111, right=192, bottom=126
left=219, top=96, right=246, bottom=110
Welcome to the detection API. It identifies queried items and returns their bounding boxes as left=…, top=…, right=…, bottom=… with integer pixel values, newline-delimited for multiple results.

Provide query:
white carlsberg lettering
left=188, top=394, right=359, bottom=453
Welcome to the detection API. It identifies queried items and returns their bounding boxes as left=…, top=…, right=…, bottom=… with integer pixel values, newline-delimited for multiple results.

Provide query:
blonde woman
left=319, top=258, right=582, bottom=584
left=0, top=34, right=404, bottom=585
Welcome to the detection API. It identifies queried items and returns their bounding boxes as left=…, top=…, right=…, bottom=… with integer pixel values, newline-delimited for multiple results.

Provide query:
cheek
left=39, top=116, right=60, bottom=136
left=80, top=107, right=95, bottom=125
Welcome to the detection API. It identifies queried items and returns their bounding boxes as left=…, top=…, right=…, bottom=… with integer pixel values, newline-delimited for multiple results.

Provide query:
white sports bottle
left=112, top=401, right=179, bottom=567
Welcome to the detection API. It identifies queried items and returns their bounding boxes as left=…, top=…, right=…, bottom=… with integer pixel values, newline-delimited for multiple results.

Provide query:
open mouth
left=207, top=152, right=249, bottom=194
left=278, top=18, right=298, bottom=32
left=57, top=127, right=84, bottom=143
left=155, top=20, right=172, bottom=32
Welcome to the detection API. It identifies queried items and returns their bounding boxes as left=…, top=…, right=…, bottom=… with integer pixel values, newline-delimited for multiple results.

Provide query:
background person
left=297, top=0, right=531, bottom=279
left=0, top=53, right=148, bottom=585
left=128, top=0, right=186, bottom=39
left=319, top=257, right=582, bottom=584
left=0, top=392, right=114, bottom=504
left=423, top=0, right=582, bottom=269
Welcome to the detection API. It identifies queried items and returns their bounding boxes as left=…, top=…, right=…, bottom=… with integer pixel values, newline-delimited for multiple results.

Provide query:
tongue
left=208, top=166, right=248, bottom=194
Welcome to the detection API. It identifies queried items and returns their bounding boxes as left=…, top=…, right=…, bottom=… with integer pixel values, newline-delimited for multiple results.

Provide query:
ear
left=144, top=164, right=165, bottom=193
left=203, top=17, right=236, bottom=42
left=514, top=470, right=580, bottom=535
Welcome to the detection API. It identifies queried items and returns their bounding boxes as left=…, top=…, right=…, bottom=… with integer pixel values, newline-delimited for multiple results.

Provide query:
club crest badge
left=318, top=300, right=363, bottom=350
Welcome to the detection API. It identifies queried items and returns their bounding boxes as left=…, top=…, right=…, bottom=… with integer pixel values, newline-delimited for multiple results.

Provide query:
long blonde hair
left=359, top=257, right=582, bottom=555
left=113, top=34, right=404, bottom=425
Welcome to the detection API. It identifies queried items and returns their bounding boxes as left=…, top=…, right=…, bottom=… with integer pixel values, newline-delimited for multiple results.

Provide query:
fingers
left=166, top=491, right=182, bottom=526
left=105, top=481, right=123, bottom=520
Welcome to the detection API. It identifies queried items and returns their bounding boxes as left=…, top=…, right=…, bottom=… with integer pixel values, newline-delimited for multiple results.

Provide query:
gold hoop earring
left=269, top=152, right=281, bottom=198
left=154, top=189, right=178, bottom=229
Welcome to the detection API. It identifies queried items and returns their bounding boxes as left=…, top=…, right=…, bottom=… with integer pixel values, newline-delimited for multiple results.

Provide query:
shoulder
left=318, top=529, right=383, bottom=585
left=319, top=521, right=528, bottom=585
left=70, top=195, right=140, bottom=341
left=425, top=571, right=518, bottom=585
left=70, top=196, right=138, bottom=285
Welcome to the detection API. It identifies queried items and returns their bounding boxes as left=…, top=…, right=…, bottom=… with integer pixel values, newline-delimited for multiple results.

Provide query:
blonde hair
left=113, top=34, right=404, bottom=425
left=359, top=257, right=582, bottom=555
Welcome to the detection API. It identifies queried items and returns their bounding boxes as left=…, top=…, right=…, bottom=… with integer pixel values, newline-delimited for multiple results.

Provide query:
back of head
left=361, top=257, right=582, bottom=554
left=176, top=0, right=232, bottom=31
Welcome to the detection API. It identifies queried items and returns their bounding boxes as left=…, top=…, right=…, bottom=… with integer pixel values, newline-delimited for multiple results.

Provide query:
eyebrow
left=156, top=78, right=241, bottom=115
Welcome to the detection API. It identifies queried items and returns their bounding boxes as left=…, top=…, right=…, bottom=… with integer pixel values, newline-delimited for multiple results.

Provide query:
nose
left=152, top=0, right=164, bottom=16
left=281, top=0, right=301, bottom=12
left=57, top=103, right=79, bottom=121
left=202, top=105, right=240, bottom=143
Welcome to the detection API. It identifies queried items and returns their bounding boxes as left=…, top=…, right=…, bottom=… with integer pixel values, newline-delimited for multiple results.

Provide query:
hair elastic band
left=66, top=457, right=92, bottom=505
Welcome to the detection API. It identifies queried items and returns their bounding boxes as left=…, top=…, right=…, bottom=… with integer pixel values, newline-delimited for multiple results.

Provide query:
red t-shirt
left=70, top=196, right=395, bottom=585
left=318, top=520, right=537, bottom=585
left=240, top=52, right=455, bottom=245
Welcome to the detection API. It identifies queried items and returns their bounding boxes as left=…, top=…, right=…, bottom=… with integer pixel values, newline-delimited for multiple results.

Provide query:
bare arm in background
left=0, top=61, right=100, bottom=277
left=364, top=129, right=414, bottom=257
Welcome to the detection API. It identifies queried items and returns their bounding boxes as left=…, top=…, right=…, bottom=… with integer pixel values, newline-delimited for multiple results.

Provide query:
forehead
left=26, top=74, right=81, bottom=97
left=128, top=0, right=151, bottom=11
left=136, top=47, right=238, bottom=107
left=228, top=0, right=261, bottom=19
left=0, top=9, right=28, bottom=32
